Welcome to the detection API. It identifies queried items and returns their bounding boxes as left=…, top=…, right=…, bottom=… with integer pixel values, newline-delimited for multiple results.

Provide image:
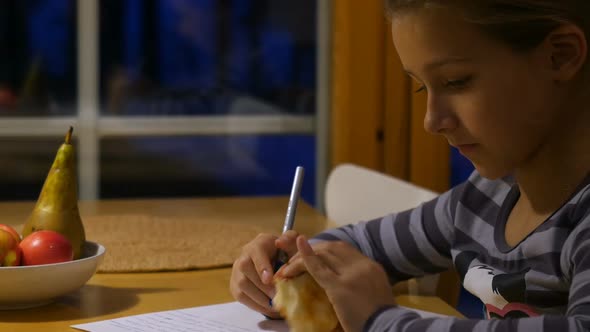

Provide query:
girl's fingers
left=296, top=235, right=315, bottom=256
left=250, top=235, right=279, bottom=284
left=279, top=239, right=350, bottom=278
left=275, top=230, right=299, bottom=257
left=275, top=254, right=307, bottom=278
left=237, top=290, right=281, bottom=319
left=243, top=258, right=276, bottom=299
left=240, top=275, right=277, bottom=311
left=296, top=236, right=337, bottom=289
left=315, top=242, right=355, bottom=274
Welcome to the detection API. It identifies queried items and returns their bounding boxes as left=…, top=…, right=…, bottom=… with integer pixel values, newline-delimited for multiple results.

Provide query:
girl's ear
left=546, top=24, right=587, bottom=82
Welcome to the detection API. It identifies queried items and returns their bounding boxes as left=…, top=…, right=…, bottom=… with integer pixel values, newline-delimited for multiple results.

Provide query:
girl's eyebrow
left=405, top=56, right=473, bottom=76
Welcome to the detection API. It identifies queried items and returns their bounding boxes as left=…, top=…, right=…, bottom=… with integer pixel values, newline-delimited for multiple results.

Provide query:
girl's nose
left=423, top=95, right=457, bottom=135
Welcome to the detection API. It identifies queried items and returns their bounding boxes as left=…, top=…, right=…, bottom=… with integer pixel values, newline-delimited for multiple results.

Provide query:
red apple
left=19, top=230, right=74, bottom=266
left=0, top=229, right=21, bottom=266
left=0, top=224, right=20, bottom=243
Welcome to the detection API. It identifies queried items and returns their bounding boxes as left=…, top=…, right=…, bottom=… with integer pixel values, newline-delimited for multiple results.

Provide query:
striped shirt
left=313, top=171, right=590, bottom=331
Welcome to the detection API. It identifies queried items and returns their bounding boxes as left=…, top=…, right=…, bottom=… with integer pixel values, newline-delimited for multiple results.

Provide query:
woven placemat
left=83, top=214, right=268, bottom=273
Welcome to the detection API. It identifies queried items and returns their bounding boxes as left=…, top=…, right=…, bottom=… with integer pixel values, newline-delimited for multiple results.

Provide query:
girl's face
left=391, top=9, right=564, bottom=179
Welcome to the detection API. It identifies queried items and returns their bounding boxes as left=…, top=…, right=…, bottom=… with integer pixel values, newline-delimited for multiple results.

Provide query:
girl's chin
left=471, top=164, right=512, bottom=180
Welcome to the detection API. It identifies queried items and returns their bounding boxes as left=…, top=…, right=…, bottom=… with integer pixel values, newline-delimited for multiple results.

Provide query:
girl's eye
left=412, top=76, right=472, bottom=94
left=414, top=85, right=427, bottom=93
left=444, top=76, right=472, bottom=90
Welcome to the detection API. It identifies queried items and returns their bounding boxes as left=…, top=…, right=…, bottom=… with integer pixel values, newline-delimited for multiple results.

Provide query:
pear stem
left=65, top=126, right=73, bottom=144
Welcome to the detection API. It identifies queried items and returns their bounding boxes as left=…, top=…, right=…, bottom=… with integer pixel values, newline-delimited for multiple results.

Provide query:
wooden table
left=0, top=197, right=462, bottom=331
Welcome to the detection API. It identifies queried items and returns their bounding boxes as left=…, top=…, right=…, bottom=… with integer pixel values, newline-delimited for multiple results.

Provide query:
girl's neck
left=513, top=103, right=590, bottom=214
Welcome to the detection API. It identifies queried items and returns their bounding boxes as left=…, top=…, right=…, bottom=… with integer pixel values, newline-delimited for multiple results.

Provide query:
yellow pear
left=22, top=127, right=86, bottom=259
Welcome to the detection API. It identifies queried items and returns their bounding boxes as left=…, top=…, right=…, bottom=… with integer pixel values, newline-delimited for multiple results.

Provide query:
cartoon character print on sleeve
left=463, top=265, right=539, bottom=319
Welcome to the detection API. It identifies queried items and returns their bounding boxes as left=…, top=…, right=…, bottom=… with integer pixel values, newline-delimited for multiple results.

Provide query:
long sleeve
left=364, top=308, right=589, bottom=331
left=364, top=220, right=590, bottom=332
left=312, top=183, right=463, bottom=283
left=312, top=171, right=590, bottom=331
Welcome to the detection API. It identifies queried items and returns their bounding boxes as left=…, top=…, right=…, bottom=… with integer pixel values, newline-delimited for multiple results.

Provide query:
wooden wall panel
left=383, top=33, right=411, bottom=181
left=330, top=0, right=387, bottom=171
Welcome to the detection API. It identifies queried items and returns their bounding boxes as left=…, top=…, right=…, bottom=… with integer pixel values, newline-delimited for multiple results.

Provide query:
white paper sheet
left=71, top=301, right=449, bottom=332
left=72, top=302, right=287, bottom=332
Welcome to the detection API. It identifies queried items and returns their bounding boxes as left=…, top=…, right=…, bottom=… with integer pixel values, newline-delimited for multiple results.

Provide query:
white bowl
left=0, top=241, right=105, bottom=310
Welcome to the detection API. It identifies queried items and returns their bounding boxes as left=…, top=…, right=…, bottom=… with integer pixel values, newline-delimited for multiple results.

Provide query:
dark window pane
left=0, top=0, right=77, bottom=116
left=99, top=135, right=316, bottom=203
left=98, top=1, right=318, bottom=205
left=0, top=136, right=76, bottom=200
left=100, top=0, right=316, bottom=116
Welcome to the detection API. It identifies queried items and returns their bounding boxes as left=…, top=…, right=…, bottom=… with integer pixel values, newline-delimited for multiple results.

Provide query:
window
left=0, top=0, right=329, bottom=207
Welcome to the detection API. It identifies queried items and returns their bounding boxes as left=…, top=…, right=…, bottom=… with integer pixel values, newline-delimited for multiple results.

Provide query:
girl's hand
left=229, top=230, right=299, bottom=318
left=283, top=236, right=397, bottom=332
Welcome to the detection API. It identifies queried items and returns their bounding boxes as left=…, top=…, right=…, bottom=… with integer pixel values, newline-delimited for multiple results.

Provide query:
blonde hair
left=385, top=0, right=590, bottom=53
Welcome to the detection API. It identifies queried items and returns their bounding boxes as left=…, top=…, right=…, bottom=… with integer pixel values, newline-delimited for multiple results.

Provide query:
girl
left=230, top=1, right=590, bottom=331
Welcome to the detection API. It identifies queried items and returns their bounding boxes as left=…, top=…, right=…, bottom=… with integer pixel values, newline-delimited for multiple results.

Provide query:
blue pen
left=267, top=166, right=304, bottom=316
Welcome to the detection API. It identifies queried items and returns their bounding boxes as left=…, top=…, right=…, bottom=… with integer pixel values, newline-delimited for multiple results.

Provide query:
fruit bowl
left=0, top=241, right=105, bottom=310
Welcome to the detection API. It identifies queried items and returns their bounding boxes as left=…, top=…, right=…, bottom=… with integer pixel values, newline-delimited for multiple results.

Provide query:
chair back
left=325, top=163, right=437, bottom=226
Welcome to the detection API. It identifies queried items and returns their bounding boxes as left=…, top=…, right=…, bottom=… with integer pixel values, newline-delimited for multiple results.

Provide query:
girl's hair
left=384, top=1, right=590, bottom=53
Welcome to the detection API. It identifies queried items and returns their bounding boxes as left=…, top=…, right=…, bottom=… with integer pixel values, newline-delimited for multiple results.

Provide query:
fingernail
left=261, top=269, right=271, bottom=284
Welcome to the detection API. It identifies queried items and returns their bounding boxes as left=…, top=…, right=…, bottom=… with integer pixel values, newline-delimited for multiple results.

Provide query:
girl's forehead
left=391, top=9, right=500, bottom=68
left=391, top=8, right=478, bottom=44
